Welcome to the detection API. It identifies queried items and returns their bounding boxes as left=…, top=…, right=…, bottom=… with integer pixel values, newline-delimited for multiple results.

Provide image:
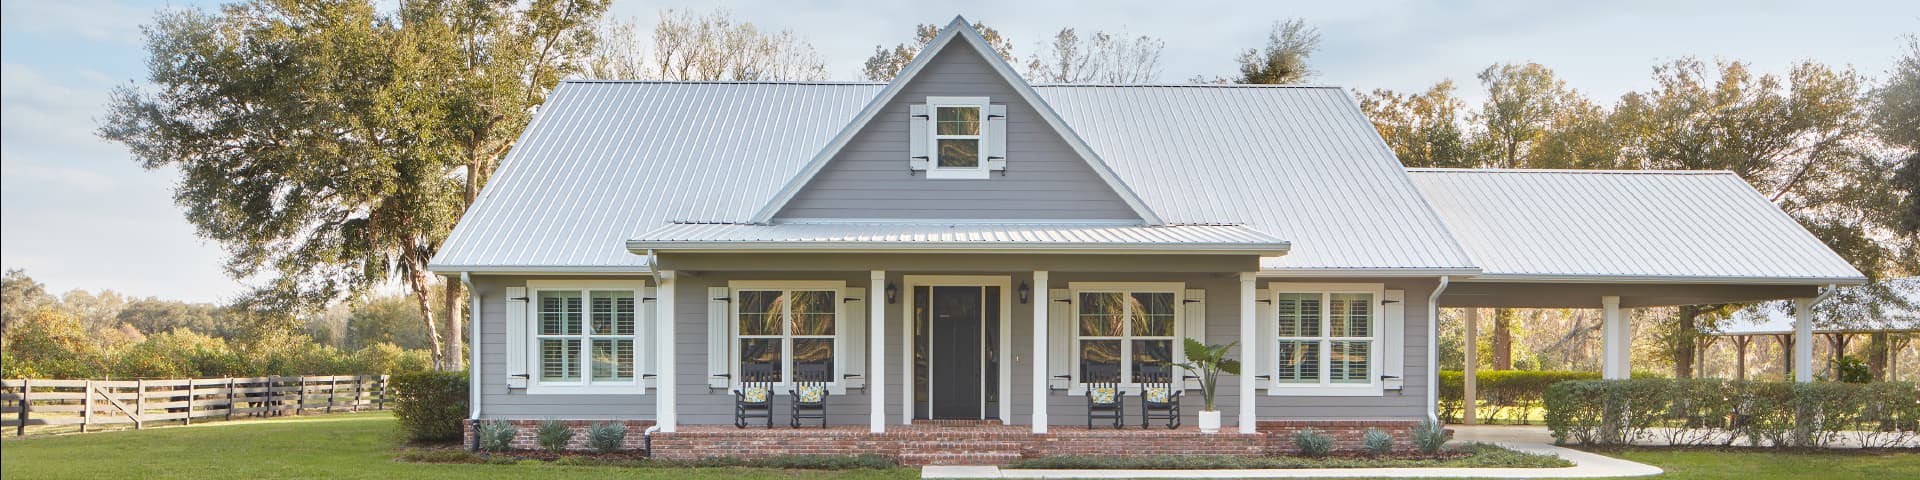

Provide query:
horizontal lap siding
left=475, top=275, right=657, bottom=420
left=1253, top=277, right=1437, bottom=420
left=775, top=43, right=1138, bottom=221
left=676, top=272, right=877, bottom=426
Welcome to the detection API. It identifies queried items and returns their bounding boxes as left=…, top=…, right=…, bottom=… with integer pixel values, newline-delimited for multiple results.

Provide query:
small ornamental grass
left=536, top=420, right=573, bottom=452
left=1414, top=419, right=1450, bottom=454
left=1363, top=428, right=1395, bottom=456
left=475, top=420, right=518, bottom=453
left=1292, top=428, right=1334, bottom=457
left=586, top=422, right=628, bottom=453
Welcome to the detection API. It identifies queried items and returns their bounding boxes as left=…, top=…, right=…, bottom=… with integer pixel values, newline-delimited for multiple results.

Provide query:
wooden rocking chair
left=734, top=363, right=776, bottom=428
left=1085, top=364, right=1126, bottom=429
left=1137, top=364, right=1183, bottom=429
left=789, top=363, right=831, bottom=428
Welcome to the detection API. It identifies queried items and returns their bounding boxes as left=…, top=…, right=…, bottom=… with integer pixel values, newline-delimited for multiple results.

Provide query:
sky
left=2, top=0, right=1916, bottom=303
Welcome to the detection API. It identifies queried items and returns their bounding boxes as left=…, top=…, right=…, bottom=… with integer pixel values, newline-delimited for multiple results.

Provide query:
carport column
left=1602, top=296, right=1628, bottom=380
left=1462, top=308, right=1479, bottom=424
left=869, top=270, right=887, bottom=433
left=1239, top=272, right=1258, bottom=434
left=1794, top=298, right=1814, bottom=383
left=656, top=270, right=677, bottom=431
left=1031, top=270, right=1050, bottom=433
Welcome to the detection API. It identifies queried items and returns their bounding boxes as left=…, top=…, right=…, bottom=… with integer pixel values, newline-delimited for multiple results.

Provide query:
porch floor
left=653, top=423, right=1269, bottom=465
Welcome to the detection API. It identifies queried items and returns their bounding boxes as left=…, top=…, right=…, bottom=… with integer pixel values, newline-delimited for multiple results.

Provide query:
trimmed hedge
left=1438, top=370, right=1600, bottom=424
left=391, top=371, right=470, bottom=443
left=1544, top=379, right=1920, bottom=448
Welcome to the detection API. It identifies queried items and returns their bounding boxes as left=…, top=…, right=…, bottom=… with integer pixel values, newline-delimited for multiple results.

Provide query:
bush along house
left=429, top=17, right=1865, bottom=464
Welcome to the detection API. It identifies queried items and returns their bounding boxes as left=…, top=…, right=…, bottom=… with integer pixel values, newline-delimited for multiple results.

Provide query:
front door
left=929, top=286, right=983, bottom=419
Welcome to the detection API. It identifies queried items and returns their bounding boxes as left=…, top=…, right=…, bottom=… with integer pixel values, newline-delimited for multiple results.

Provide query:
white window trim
left=1267, top=282, right=1385, bottom=397
left=525, top=279, right=651, bottom=395
left=1065, top=282, right=1185, bottom=396
left=727, top=280, right=852, bottom=394
left=925, top=96, right=990, bottom=180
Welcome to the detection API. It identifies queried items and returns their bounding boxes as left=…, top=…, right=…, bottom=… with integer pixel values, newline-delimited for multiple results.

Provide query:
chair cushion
left=741, top=386, right=769, bottom=403
left=797, top=385, right=826, bottom=403
left=1089, top=386, right=1117, bottom=405
left=1144, top=386, right=1170, bottom=404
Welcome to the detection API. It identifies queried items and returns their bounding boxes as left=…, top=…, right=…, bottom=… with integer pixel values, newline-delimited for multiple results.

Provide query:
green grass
left=1004, top=443, right=1572, bottom=469
left=0, top=411, right=914, bottom=480
left=1597, top=447, right=1920, bottom=480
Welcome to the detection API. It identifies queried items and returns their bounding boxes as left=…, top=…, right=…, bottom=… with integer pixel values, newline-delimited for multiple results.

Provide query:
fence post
left=82, top=380, right=92, bottom=433
left=351, top=376, right=363, bottom=412
left=327, top=376, right=336, bottom=413
left=295, top=376, right=305, bottom=416
left=184, top=379, right=195, bottom=426
left=135, top=379, right=145, bottom=430
left=375, top=375, right=387, bottom=410
left=266, top=375, right=277, bottom=418
left=17, top=379, right=29, bottom=437
left=225, top=378, right=235, bottom=421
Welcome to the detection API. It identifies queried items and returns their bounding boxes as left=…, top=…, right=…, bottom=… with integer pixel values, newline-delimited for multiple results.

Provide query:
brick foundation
left=462, top=419, right=655, bottom=451
left=1257, top=420, right=1427, bottom=454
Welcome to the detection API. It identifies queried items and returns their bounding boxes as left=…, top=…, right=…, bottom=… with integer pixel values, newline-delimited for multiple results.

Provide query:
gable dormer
left=757, top=17, right=1159, bottom=223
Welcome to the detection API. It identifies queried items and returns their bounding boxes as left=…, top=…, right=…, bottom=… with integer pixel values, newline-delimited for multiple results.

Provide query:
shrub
left=537, top=420, right=574, bottom=452
left=586, top=422, right=628, bottom=453
left=1292, top=428, right=1333, bottom=457
left=390, top=371, right=469, bottom=443
left=1413, top=419, right=1449, bottom=454
left=476, top=420, right=518, bottom=452
left=1437, top=370, right=1606, bottom=423
left=1362, top=428, right=1393, bottom=456
left=1546, top=379, right=1917, bottom=448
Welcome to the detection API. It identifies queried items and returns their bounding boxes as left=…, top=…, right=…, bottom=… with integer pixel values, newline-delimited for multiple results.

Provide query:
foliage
left=391, top=371, right=471, bottom=443
left=1362, top=428, right=1394, bottom=456
left=1436, top=370, right=1614, bottom=423
left=586, top=422, right=628, bottom=453
left=1173, top=338, right=1240, bottom=411
left=1877, top=35, right=1920, bottom=235
left=345, top=294, right=437, bottom=350
left=537, top=420, right=575, bottom=452
left=590, top=8, right=827, bottom=81
left=669, top=454, right=897, bottom=470
left=1229, top=18, right=1320, bottom=84
left=1356, top=80, right=1475, bottom=168
left=1544, top=379, right=1920, bottom=448
left=1292, top=428, right=1333, bottom=457
left=1024, top=27, right=1164, bottom=83
left=1833, top=355, right=1873, bottom=383
left=1004, top=444, right=1571, bottom=469
left=863, top=21, right=1015, bottom=81
left=1413, top=419, right=1450, bottom=454
left=475, top=421, right=519, bottom=453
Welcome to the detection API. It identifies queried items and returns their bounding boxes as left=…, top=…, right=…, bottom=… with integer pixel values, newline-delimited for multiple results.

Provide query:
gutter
left=625, top=241, right=1289, bottom=257
left=1813, top=283, right=1840, bottom=304
left=1426, top=275, right=1450, bottom=426
left=461, top=272, right=481, bottom=449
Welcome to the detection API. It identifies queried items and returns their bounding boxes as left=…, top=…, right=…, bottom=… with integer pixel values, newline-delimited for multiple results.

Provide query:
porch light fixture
left=885, top=282, right=898, bottom=304
left=1017, top=281, right=1031, bottom=304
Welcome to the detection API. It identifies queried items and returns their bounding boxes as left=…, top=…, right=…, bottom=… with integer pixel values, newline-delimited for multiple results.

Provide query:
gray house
left=429, top=18, right=1863, bottom=460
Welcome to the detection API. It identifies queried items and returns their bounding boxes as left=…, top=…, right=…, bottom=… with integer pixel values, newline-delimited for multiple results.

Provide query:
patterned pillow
left=741, top=386, right=769, bottom=403
left=797, top=385, right=826, bottom=403
left=1089, top=386, right=1117, bottom=405
left=1144, top=387, right=1170, bottom=404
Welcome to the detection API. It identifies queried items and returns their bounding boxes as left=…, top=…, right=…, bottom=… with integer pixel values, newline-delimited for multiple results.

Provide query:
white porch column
left=1794, top=297, right=1815, bottom=383
left=1238, top=272, right=1258, bottom=434
left=655, top=270, right=677, bottom=431
left=1601, top=296, right=1627, bottom=380
left=1462, top=308, right=1479, bottom=424
left=1030, top=270, right=1050, bottom=433
left=869, top=270, right=887, bottom=433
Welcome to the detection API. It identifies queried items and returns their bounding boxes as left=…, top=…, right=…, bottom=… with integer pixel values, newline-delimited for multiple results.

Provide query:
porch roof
left=625, top=222, right=1290, bottom=255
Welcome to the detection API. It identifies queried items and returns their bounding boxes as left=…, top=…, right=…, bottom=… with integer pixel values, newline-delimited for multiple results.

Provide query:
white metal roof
left=627, top=222, right=1290, bottom=255
left=1407, top=169, right=1867, bottom=284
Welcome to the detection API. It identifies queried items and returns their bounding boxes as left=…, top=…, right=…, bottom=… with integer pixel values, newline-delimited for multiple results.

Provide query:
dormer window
left=910, top=96, right=1005, bottom=179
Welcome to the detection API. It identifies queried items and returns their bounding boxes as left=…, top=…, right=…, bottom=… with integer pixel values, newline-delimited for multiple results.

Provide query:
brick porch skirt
left=461, top=419, right=657, bottom=451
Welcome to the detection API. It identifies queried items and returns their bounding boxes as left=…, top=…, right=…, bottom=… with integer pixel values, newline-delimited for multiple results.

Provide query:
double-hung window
left=1270, top=284, right=1383, bottom=396
left=927, top=96, right=989, bottom=179
left=732, top=282, right=843, bottom=388
left=527, top=280, right=649, bottom=394
left=1070, top=283, right=1182, bottom=392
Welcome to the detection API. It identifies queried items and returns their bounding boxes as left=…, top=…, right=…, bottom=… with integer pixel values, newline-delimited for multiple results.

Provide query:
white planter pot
left=1198, top=410, right=1222, bottom=433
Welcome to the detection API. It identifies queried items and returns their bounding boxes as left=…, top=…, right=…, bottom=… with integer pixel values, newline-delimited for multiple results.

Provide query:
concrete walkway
left=920, top=442, right=1662, bottom=479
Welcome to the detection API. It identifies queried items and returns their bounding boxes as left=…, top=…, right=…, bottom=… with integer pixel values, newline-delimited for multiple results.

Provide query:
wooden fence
left=0, top=375, right=389, bottom=436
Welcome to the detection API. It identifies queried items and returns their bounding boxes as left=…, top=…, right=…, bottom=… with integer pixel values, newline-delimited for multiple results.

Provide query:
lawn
left=1597, top=447, right=1920, bottom=480
left=0, top=412, right=914, bottom=480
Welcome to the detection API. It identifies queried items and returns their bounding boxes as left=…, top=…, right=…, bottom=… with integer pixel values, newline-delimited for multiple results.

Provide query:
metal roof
left=627, top=222, right=1289, bottom=255
left=1407, top=169, right=1868, bottom=284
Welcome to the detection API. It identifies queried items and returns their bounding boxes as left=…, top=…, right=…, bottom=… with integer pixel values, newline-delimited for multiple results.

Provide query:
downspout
left=643, top=249, right=662, bottom=456
left=461, top=272, right=481, bottom=450
left=646, top=249, right=662, bottom=285
left=1814, top=283, right=1839, bottom=305
left=1426, top=276, right=1450, bottom=425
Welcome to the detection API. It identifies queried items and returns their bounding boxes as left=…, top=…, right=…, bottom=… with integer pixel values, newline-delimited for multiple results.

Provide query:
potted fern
left=1175, top=338, right=1240, bottom=433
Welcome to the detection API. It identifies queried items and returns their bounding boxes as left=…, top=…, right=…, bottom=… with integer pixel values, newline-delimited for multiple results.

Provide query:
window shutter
left=641, top=286, right=658, bottom=390
left=986, top=104, right=1007, bottom=171
left=707, top=286, right=731, bottom=389
left=840, top=287, right=866, bottom=391
left=1047, top=289, right=1072, bottom=390
left=1181, top=289, right=1206, bottom=390
left=909, top=104, right=930, bottom=171
left=1253, top=288, right=1270, bottom=393
left=1383, top=289, right=1406, bottom=390
left=505, top=287, right=529, bottom=390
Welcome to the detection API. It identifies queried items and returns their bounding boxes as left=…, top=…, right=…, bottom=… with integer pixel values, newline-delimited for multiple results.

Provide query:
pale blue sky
left=3, top=0, right=1915, bottom=302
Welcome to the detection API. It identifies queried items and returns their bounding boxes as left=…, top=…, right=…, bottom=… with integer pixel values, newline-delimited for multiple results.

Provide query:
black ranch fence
left=1, top=374, right=389, bottom=436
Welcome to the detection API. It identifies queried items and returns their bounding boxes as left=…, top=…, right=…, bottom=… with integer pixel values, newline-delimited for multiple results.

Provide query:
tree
left=1, top=269, right=55, bottom=328
left=1024, top=28, right=1164, bottom=83
left=102, top=0, right=608, bottom=371
left=346, top=294, right=435, bottom=350
left=1230, top=18, right=1319, bottom=84
left=1873, top=35, right=1920, bottom=235
left=1472, top=63, right=1587, bottom=169
left=630, top=8, right=829, bottom=81
left=863, top=22, right=1015, bottom=81
left=1356, top=80, right=1475, bottom=168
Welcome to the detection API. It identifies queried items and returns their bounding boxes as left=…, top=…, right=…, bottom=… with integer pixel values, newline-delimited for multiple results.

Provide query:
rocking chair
left=1085, top=364, right=1126, bottom=429
left=1137, top=364, right=1183, bottom=429
left=790, top=363, right=831, bottom=428
left=733, top=363, right=776, bottom=428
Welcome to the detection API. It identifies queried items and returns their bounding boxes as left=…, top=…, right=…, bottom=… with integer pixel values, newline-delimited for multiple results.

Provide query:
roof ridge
left=561, top=79, right=886, bottom=85
left=1031, top=83, right=1345, bottom=89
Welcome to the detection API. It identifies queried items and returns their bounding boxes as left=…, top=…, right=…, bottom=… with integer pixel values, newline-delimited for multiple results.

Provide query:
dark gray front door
left=930, top=286, right=983, bottom=419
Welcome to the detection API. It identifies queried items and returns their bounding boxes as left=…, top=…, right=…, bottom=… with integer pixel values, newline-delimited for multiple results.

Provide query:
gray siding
left=775, top=45, right=1139, bottom=220
left=473, top=275, right=657, bottom=420
left=1255, top=277, right=1438, bottom=421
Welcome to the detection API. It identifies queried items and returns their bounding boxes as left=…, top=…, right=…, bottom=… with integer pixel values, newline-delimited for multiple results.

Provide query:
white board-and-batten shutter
left=640, top=286, right=658, bottom=389
left=1181, top=289, right=1206, bottom=390
left=504, top=287, right=529, bottom=390
left=986, top=104, right=1007, bottom=171
left=707, top=286, right=731, bottom=389
left=839, top=287, right=866, bottom=391
left=1047, top=289, right=1072, bottom=390
left=1383, top=289, right=1406, bottom=390
left=1253, top=288, right=1271, bottom=393
left=908, top=104, right=930, bottom=171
